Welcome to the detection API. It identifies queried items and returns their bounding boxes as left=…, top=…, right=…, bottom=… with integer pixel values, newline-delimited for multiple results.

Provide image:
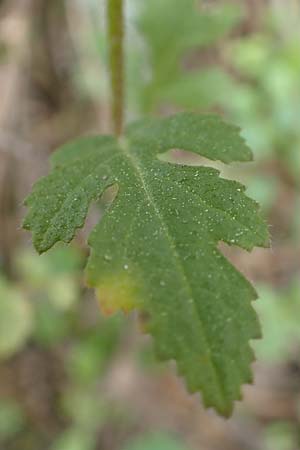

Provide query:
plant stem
left=107, top=0, right=124, bottom=136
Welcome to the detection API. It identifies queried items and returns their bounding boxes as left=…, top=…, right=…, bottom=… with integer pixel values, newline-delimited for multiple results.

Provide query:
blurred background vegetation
left=0, top=0, right=300, bottom=449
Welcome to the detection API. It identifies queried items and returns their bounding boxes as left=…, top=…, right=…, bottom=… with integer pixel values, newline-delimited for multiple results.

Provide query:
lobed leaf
left=23, top=113, right=269, bottom=415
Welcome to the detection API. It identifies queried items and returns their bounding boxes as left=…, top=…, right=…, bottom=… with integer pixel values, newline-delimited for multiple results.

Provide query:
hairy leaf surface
left=24, top=113, right=269, bottom=415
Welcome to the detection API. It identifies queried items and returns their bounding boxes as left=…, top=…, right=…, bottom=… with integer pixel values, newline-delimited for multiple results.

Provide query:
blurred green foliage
left=1, top=0, right=300, bottom=448
left=130, top=0, right=241, bottom=114
left=224, top=33, right=300, bottom=182
left=123, top=432, right=190, bottom=450
left=263, top=421, right=298, bottom=450
left=254, top=280, right=300, bottom=363
left=0, top=246, right=125, bottom=448
left=0, top=278, right=33, bottom=358
left=0, top=400, right=25, bottom=440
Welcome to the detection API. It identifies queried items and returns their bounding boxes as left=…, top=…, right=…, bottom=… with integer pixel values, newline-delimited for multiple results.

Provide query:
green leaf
left=23, top=113, right=269, bottom=415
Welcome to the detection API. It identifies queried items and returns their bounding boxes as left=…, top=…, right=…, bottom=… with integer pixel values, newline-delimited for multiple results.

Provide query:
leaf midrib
left=120, top=137, right=226, bottom=406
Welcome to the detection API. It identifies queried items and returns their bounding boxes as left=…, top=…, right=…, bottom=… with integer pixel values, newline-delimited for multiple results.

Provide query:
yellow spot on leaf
left=95, top=272, right=141, bottom=316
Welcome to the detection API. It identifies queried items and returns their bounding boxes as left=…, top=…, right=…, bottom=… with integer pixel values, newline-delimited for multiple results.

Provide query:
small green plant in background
left=129, top=0, right=241, bottom=115
left=22, top=0, right=269, bottom=416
